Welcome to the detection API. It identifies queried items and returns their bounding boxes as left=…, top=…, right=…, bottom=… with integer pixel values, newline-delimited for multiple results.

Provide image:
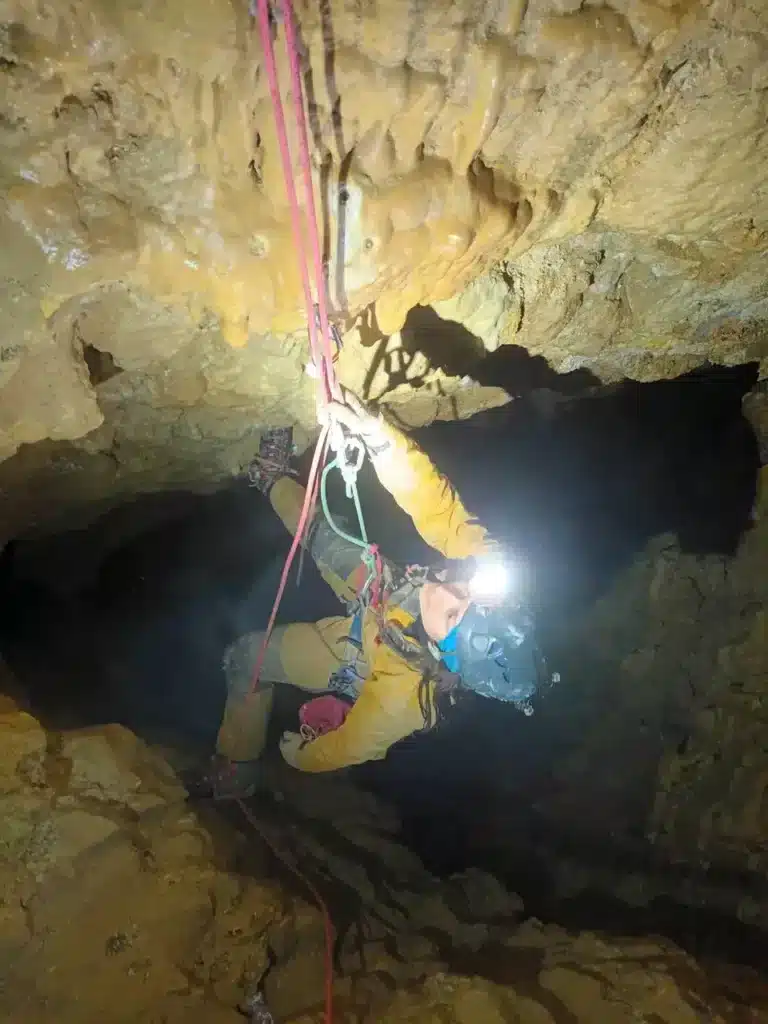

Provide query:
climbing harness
left=318, top=443, right=385, bottom=698
left=326, top=604, right=367, bottom=699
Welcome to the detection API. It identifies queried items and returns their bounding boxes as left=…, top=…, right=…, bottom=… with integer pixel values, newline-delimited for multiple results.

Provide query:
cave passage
left=0, top=360, right=762, bottom=964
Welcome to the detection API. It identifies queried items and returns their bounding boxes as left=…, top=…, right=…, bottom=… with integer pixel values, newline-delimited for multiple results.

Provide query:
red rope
left=254, top=0, right=328, bottom=397
left=368, top=543, right=384, bottom=610
left=247, top=4, right=340, bottom=1020
left=249, top=0, right=340, bottom=692
left=281, top=0, right=338, bottom=395
left=250, top=0, right=342, bottom=693
left=235, top=797, right=335, bottom=1021
left=244, top=426, right=329, bottom=695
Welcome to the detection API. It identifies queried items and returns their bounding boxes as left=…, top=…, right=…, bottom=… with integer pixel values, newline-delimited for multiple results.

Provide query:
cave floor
left=2, top=675, right=768, bottom=1024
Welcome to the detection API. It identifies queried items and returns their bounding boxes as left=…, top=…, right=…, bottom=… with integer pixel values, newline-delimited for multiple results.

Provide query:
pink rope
left=251, top=0, right=346, bottom=693
left=254, top=0, right=327, bottom=391
left=235, top=797, right=335, bottom=1024
left=243, top=424, right=329, bottom=694
left=249, top=0, right=343, bottom=693
left=281, top=0, right=339, bottom=394
left=242, top=13, right=355, bottom=1020
left=249, top=0, right=345, bottom=702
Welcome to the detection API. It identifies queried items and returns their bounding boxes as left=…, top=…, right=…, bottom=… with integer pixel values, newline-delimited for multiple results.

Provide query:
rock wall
left=1, top=662, right=766, bottom=1022
left=479, top=454, right=768, bottom=931
left=1, top=0, right=767, bottom=539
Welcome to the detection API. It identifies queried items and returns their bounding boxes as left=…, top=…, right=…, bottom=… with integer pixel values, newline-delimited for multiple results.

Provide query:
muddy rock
left=0, top=693, right=765, bottom=1022
left=0, top=700, right=280, bottom=1022
left=445, top=866, right=525, bottom=923
left=0, top=707, right=47, bottom=794
left=59, top=725, right=183, bottom=812
left=263, top=946, right=327, bottom=1020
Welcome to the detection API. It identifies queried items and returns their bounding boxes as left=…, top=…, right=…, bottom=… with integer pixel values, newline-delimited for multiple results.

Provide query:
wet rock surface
left=0, top=0, right=767, bottom=538
left=1, top=672, right=767, bottom=1023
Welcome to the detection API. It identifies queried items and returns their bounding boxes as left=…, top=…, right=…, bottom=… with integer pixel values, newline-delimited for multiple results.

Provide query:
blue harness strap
left=327, top=603, right=366, bottom=699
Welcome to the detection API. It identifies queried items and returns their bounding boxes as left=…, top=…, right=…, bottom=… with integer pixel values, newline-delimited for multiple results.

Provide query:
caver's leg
left=270, top=476, right=369, bottom=604
left=189, top=616, right=357, bottom=800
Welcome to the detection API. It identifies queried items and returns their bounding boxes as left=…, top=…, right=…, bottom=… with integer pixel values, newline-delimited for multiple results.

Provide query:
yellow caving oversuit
left=216, top=418, right=494, bottom=772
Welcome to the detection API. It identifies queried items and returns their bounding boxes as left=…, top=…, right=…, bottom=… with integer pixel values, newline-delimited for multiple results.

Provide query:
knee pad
left=223, top=632, right=262, bottom=694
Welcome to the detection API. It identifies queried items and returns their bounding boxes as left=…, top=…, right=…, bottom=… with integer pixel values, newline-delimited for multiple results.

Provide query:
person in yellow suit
left=192, top=390, right=542, bottom=800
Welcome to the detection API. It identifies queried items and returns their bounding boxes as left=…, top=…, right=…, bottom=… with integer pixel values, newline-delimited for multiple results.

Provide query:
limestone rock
left=263, top=946, right=327, bottom=1020
left=371, top=972, right=520, bottom=1024
left=450, top=984, right=513, bottom=1024
left=62, top=731, right=143, bottom=803
left=62, top=724, right=184, bottom=809
left=0, top=702, right=765, bottom=1023
left=446, top=866, right=525, bottom=923
left=0, top=707, right=47, bottom=794
left=408, top=888, right=489, bottom=951
left=44, top=808, right=121, bottom=869
left=0, top=0, right=767, bottom=538
left=522, top=465, right=768, bottom=929
left=745, top=387, right=768, bottom=465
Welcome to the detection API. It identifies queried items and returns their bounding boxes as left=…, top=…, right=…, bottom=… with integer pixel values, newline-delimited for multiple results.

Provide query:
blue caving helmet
left=435, top=592, right=541, bottom=709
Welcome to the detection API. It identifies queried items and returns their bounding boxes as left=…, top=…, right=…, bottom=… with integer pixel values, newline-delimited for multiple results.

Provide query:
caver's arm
left=367, top=418, right=493, bottom=561
left=289, top=629, right=427, bottom=772
left=289, top=670, right=419, bottom=772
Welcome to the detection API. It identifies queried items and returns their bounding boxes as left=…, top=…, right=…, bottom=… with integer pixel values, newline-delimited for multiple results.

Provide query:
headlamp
left=468, top=558, right=513, bottom=605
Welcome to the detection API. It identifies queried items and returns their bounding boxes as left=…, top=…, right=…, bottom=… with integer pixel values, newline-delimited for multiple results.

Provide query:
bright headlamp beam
left=468, top=560, right=510, bottom=602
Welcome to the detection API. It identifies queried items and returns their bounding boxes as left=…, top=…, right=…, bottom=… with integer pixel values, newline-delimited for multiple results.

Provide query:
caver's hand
left=279, top=730, right=305, bottom=768
left=319, top=387, right=390, bottom=455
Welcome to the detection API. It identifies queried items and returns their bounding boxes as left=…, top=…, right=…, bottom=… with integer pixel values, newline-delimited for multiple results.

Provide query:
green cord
left=320, top=457, right=369, bottom=550
left=320, top=454, right=381, bottom=610
left=350, top=474, right=368, bottom=546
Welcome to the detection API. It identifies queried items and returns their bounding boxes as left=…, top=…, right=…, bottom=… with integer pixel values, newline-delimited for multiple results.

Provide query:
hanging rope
left=282, top=0, right=338, bottom=393
left=236, top=800, right=334, bottom=1024
left=252, top=0, right=334, bottom=398
left=241, top=7, right=392, bottom=1020
left=248, top=0, right=383, bottom=702
left=242, top=5, right=343, bottom=1022
left=247, top=0, right=340, bottom=698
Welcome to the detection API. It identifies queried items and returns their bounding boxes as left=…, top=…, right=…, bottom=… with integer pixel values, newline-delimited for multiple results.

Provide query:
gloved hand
left=279, top=731, right=305, bottom=768
left=319, top=387, right=390, bottom=456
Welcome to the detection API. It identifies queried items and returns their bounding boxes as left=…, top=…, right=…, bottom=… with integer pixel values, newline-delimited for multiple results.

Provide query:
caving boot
left=183, top=754, right=262, bottom=802
left=247, top=426, right=295, bottom=494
